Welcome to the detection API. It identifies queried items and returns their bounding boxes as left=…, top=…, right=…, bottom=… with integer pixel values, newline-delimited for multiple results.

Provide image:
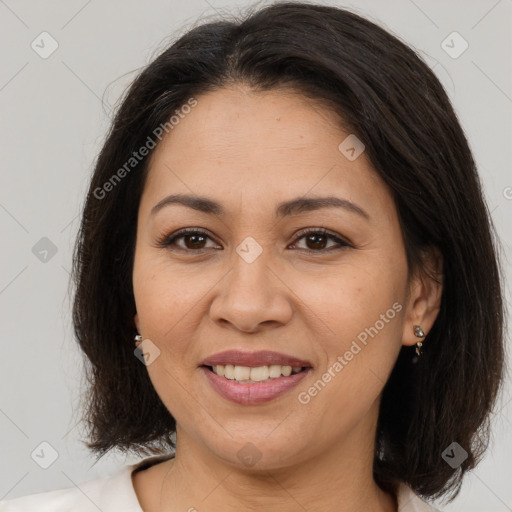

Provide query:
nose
left=208, top=247, right=294, bottom=333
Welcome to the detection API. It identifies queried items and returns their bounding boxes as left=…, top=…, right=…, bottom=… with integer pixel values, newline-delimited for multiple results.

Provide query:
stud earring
left=413, top=325, right=425, bottom=360
left=134, top=334, right=142, bottom=346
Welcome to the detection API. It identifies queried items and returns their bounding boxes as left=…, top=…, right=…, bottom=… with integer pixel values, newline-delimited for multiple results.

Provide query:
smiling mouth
left=203, top=364, right=307, bottom=383
left=201, top=360, right=312, bottom=405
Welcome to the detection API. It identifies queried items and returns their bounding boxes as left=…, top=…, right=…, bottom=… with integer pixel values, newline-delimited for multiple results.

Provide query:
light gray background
left=1, top=0, right=511, bottom=510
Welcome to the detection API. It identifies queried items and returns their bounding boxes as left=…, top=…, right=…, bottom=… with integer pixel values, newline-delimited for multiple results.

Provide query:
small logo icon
left=441, top=441, right=468, bottom=468
left=32, top=237, right=58, bottom=263
left=134, top=338, right=161, bottom=366
left=236, top=237, right=263, bottom=264
left=338, top=134, right=365, bottom=161
left=441, top=32, right=469, bottom=59
left=236, top=442, right=262, bottom=467
left=31, top=441, right=59, bottom=469
left=31, top=32, right=59, bottom=59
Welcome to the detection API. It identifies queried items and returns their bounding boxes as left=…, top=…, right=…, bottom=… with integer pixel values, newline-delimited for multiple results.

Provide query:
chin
left=203, top=432, right=310, bottom=472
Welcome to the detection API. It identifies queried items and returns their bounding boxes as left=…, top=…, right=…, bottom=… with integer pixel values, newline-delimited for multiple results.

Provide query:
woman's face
left=132, top=86, right=426, bottom=469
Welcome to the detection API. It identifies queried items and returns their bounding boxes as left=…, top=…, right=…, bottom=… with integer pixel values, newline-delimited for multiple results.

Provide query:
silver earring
left=134, top=334, right=142, bottom=345
left=413, top=325, right=425, bottom=357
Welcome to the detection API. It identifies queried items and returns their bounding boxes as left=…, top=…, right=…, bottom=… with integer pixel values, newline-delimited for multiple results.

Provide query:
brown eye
left=304, top=233, right=329, bottom=250
left=159, top=228, right=220, bottom=252
left=290, top=228, right=352, bottom=252
left=181, top=233, right=208, bottom=250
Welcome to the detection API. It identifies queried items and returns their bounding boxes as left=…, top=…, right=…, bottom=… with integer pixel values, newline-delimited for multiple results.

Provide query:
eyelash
left=157, top=227, right=352, bottom=254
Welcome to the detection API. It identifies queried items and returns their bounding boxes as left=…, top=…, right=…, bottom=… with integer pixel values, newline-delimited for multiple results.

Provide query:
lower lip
left=201, top=366, right=311, bottom=405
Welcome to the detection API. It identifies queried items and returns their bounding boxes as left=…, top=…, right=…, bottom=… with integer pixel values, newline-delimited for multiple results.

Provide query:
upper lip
left=201, top=350, right=312, bottom=368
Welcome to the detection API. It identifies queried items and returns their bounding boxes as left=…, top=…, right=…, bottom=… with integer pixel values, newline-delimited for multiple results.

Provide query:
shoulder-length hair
left=71, top=1, right=505, bottom=502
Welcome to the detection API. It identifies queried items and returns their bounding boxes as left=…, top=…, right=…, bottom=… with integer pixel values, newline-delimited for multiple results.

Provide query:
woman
left=1, top=2, right=505, bottom=511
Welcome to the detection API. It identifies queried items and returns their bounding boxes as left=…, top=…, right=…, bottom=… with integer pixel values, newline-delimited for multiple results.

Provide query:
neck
left=141, top=410, right=397, bottom=512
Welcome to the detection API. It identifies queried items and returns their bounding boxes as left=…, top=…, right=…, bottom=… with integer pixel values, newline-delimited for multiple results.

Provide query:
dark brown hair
left=71, top=1, right=506, bottom=503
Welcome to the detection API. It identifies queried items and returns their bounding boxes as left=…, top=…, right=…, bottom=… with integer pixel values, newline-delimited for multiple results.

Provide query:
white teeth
left=269, top=365, right=282, bottom=378
left=210, top=364, right=304, bottom=382
left=234, top=365, right=251, bottom=381
left=224, top=364, right=235, bottom=380
left=250, top=366, right=269, bottom=381
left=281, top=365, right=292, bottom=377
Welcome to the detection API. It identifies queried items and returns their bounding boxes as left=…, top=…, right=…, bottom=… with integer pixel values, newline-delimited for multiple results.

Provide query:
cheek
left=132, top=253, right=221, bottom=380
left=132, top=259, right=202, bottom=415
left=133, top=253, right=200, bottom=332
left=292, top=255, right=403, bottom=331
left=294, top=274, right=404, bottom=438
left=291, top=258, right=405, bottom=395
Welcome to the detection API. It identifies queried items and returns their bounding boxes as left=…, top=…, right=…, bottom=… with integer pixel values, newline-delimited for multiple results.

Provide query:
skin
left=131, top=85, right=443, bottom=512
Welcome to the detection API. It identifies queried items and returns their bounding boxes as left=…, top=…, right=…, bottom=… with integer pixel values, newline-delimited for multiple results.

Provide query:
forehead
left=141, top=86, right=392, bottom=220
left=153, top=86, right=347, bottom=160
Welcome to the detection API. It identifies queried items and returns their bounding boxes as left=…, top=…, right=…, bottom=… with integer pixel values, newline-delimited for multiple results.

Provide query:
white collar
left=395, top=482, right=441, bottom=511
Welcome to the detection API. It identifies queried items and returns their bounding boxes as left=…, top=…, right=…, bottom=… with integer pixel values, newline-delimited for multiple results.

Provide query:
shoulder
left=0, top=464, right=142, bottom=512
left=396, top=482, right=443, bottom=512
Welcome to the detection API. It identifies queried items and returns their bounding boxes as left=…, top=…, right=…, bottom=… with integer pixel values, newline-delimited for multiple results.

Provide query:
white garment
left=0, top=457, right=441, bottom=511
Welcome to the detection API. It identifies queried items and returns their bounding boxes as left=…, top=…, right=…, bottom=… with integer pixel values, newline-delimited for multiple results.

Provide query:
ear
left=402, top=247, right=443, bottom=347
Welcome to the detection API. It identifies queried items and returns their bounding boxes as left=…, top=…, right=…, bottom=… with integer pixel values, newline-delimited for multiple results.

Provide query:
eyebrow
left=150, top=193, right=370, bottom=221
